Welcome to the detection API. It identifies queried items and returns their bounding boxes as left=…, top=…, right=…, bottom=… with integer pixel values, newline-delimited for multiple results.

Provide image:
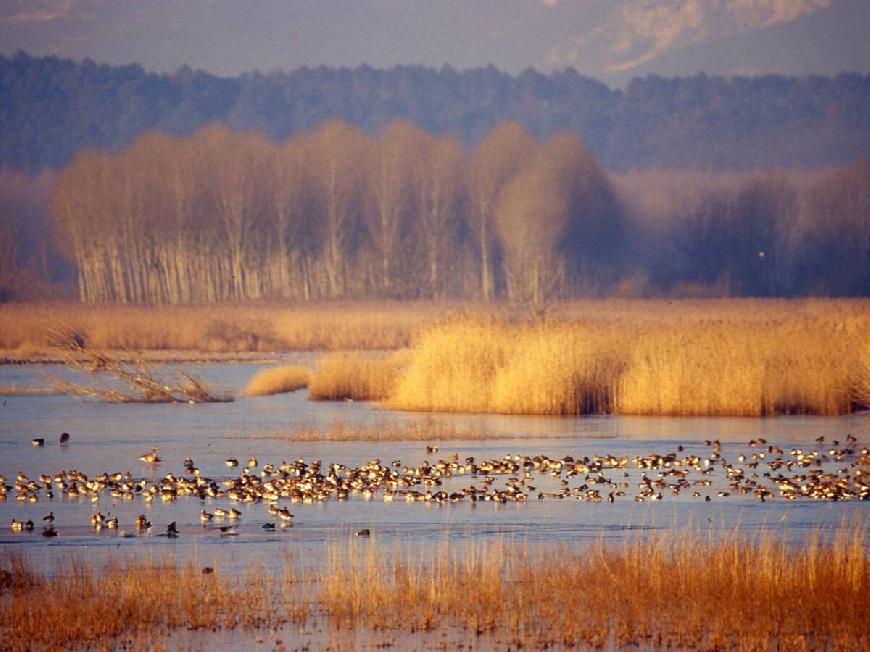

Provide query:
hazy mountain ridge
left=2, top=51, right=869, bottom=173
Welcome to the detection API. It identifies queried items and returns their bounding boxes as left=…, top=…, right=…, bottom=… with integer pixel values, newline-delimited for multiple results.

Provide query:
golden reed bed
left=1, top=523, right=866, bottom=651
left=3, top=299, right=868, bottom=416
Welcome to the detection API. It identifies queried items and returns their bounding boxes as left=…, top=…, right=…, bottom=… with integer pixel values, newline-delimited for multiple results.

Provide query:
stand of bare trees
left=49, top=120, right=869, bottom=303
left=51, top=120, right=622, bottom=304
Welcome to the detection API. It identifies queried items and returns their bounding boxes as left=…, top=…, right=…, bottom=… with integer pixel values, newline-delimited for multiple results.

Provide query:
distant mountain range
left=1, top=51, right=869, bottom=173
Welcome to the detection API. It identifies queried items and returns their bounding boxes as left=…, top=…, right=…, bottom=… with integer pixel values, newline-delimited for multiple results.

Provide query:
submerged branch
left=46, top=331, right=232, bottom=403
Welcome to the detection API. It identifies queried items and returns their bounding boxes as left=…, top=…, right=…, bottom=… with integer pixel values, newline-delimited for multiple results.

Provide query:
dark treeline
left=2, top=51, right=870, bottom=173
left=46, top=122, right=869, bottom=304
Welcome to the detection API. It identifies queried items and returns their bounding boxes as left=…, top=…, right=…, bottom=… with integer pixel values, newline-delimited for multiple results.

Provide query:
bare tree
left=494, top=135, right=577, bottom=310
left=415, top=134, right=465, bottom=298
left=367, top=121, right=427, bottom=294
left=306, top=120, right=371, bottom=297
left=467, top=123, right=536, bottom=300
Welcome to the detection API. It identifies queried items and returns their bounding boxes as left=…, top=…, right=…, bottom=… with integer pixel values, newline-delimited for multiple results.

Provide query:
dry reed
left=0, top=301, right=453, bottom=354
left=388, top=300, right=869, bottom=416
left=0, top=552, right=302, bottom=652
left=308, top=350, right=411, bottom=401
left=242, top=364, right=312, bottom=396
left=320, top=522, right=869, bottom=650
left=2, top=523, right=866, bottom=650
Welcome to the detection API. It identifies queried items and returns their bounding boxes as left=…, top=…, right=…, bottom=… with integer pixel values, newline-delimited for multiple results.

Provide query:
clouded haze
left=0, top=0, right=867, bottom=83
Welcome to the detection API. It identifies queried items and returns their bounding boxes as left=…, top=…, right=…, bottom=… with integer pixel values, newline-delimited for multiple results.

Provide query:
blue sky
left=1, top=0, right=868, bottom=84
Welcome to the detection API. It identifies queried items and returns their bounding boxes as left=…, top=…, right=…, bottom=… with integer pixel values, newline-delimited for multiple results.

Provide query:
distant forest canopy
left=2, top=51, right=870, bottom=173
left=34, top=121, right=869, bottom=304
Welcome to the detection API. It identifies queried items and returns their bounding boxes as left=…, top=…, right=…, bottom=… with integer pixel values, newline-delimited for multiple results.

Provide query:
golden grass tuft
left=308, top=350, right=411, bottom=402
left=388, top=299, right=869, bottom=416
left=242, top=364, right=312, bottom=396
left=321, top=522, right=869, bottom=650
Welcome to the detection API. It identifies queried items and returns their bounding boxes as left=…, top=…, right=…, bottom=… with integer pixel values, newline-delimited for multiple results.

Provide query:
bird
left=42, top=512, right=54, bottom=524
left=59, top=432, right=70, bottom=444
left=247, top=457, right=258, bottom=468
left=31, top=438, right=44, bottom=447
left=166, top=522, right=179, bottom=538
left=42, top=526, right=58, bottom=537
left=135, top=515, right=151, bottom=529
left=261, top=523, right=276, bottom=530
left=225, top=458, right=239, bottom=468
left=139, top=447, right=160, bottom=464
left=356, top=528, right=371, bottom=537
left=276, top=507, right=294, bottom=521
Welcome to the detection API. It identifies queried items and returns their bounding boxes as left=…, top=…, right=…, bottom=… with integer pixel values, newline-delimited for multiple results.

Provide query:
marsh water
left=2, top=358, right=867, bottom=568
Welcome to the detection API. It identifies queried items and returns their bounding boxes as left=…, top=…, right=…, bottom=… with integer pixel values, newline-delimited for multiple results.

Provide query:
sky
left=0, top=0, right=868, bottom=85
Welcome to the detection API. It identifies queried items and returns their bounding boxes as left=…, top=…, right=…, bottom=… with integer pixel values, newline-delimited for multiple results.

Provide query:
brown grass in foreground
left=1, top=524, right=866, bottom=651
left=322, top=523, right=868, bottom=651
left=242, top=364, right=312, bottom=396
left=388, top=299, right=869, bottom=416
left=0, top=553, right=307, bottom=652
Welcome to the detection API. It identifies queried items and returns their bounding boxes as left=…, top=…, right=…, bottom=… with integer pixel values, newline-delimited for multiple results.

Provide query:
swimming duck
left=139, top=448, right=160, bottom=464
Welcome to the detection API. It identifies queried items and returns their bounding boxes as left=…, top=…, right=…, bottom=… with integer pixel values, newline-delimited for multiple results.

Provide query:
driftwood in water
left=47, top=334, right=232, bottom=404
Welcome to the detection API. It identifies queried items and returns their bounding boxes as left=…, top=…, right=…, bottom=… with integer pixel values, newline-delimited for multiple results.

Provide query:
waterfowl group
left=4, top=435, right=866, bottom=541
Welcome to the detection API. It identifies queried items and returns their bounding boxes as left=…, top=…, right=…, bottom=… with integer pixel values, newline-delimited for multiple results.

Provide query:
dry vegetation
left=48, top=338, right=230, bottom=403
left=388, top=299, right=870, bottom=416
left=0, top=552, right=307, bottom=652
left=322, top=523, right=868, bottom=651
left=3, top=299, right=868, bottom=416
left=308, top=350, right=411, bottom=401
left=243, top=364, right=312, bottom=396
left=0, top=301, right=445, bottom=355
left=2, top=523, right=866, bottom=651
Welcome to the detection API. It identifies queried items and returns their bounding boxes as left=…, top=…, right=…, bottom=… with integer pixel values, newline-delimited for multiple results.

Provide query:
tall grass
left=2, top=523, right=866, bottom=650
left=242, top=364, right=311, bottom=396
left=321, top=523, right=868, bottom=650
left=0, top=552, right=305, bottom=651
left=389, top=300, right=869, bottom=416
left=308, top=350, right=410, bottom=401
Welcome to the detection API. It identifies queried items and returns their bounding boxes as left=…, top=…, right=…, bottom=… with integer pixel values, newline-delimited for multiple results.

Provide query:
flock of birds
left=5, top=432, right=868, bottom=540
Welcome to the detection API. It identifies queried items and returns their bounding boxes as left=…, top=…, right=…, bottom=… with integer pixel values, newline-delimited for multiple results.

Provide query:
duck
left=139, top=448, right=160, bottom=464
left=276, top=507, right=294, bottom=521
left=355, top=528, right=371, bottom=537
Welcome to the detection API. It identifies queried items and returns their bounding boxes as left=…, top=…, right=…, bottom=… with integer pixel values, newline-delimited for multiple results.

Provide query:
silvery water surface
left=1, top=359, right=867, bottom=573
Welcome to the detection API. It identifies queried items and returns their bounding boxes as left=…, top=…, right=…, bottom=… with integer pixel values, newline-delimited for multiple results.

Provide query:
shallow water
left=1, top=360, right=867, bottom=573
